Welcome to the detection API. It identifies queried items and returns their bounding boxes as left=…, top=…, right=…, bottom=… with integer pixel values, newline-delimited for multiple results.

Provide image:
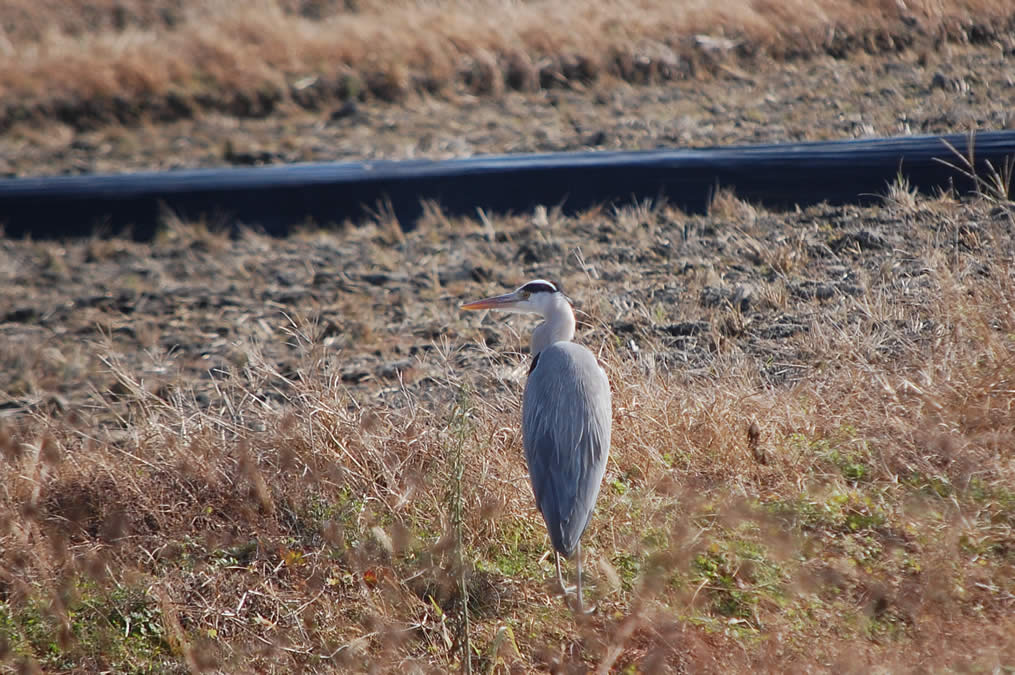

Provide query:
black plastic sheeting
left=2, top=131, right=1013, bottom=240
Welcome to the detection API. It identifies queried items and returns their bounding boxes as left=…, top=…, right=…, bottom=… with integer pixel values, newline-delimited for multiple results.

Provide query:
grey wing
left=522, top=342, right=612, bottom=558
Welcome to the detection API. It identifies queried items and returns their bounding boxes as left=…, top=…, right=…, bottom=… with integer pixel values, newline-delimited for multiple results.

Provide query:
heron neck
left=532, top=295, right=575, bottom=355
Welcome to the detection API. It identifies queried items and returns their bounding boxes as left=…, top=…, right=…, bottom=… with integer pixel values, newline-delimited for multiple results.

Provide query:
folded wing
left=522, top=341, right=612, bottom=558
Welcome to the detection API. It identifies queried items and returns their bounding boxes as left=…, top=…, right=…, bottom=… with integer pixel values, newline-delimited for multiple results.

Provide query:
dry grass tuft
left=884, top=171, right=921, bottom=212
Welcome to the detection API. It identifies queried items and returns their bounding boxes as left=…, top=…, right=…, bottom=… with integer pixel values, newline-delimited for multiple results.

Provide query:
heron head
left=461, top=279, right=570, bottom=316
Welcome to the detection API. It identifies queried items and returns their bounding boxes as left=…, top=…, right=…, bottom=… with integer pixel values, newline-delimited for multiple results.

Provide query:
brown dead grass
left=1, top=0, right=1014, bottom=129
left=1, top=191, right=1014, bottom=671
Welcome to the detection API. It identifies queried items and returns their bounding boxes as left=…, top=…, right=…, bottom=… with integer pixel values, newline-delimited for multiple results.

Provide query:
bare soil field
left=2, top=37, right=1015, bottom=177
left=2, top=2, right=1015, bottom=673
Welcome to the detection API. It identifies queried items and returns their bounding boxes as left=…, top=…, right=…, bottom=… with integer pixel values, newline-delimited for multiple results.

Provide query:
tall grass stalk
left=450, top=386, right=473, bottom=674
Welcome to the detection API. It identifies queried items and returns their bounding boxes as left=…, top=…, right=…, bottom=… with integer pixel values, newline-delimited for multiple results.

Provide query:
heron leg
left=575, top=542, right=595, bottom=615
left=555, top=552, right=576, bottom=595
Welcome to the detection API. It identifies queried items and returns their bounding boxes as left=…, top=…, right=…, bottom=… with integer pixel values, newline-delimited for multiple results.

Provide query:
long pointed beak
left=460, top=291, right=524, bottom=311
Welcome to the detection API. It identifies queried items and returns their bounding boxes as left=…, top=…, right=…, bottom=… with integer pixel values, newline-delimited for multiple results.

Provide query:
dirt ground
left=1, top=31, right=1014, bottom=675
left=1, top=43, right=1013, bottom=178
left=2, top=42, right=1013, bottom=419
left=1, top=187, right=1009, bottom=420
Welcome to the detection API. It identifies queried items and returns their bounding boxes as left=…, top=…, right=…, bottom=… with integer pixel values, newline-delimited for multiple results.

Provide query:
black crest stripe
left=521, top=280, right=558, bottom=294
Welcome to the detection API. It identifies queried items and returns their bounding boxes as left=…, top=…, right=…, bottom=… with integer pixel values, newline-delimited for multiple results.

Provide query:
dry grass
left=1, top=189, right=1014, bottom=671
left=1, top=0, right=1014, bottom=128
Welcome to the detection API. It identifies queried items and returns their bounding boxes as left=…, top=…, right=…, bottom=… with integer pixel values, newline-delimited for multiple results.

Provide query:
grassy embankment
left=1, top=0, right=1014, bottom=129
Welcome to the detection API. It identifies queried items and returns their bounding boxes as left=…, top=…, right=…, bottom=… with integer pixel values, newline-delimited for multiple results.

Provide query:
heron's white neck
left=531, top=293, right=575, bottom=355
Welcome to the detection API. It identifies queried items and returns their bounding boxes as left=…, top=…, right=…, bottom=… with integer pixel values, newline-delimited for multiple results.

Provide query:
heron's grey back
left=522, top=341, right=612, bottom=558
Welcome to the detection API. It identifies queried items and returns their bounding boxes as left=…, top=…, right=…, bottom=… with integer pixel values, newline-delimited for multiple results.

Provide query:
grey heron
left=461, top=279, right=612, bottom=613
